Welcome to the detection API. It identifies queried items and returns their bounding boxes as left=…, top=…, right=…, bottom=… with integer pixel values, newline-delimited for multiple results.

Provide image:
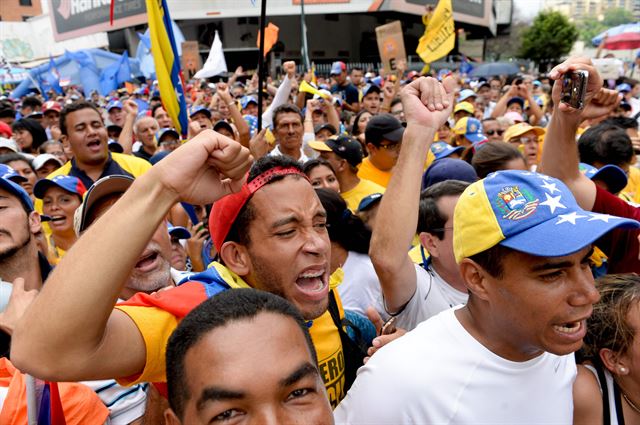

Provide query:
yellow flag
left=416, top=0, right=455, bottom=64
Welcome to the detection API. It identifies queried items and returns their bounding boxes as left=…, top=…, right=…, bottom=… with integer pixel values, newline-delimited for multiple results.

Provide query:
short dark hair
left=21, top=96, right=42, bottom=110
left=151, top=103, right=165, bottom=118
left=225, top=155, right=304, bottom=248
left=273, top=104, right=303, bottom=128
left=166, top=288, right=316, bottom=420
left=350, top=67, right=363, bottom=73
left=472, top=142, right=526, bottom=178
left=602, top=116, right=638, bottom=131
left=468, top=244, right=515, bottom=278
left=390, top=97, right=403, bottom=109
left=315, top=188, right=371, bottom=254
left=59, top=101, right=103, bottom=136
left=417, top=180, right=469, bottom=240
left=578, top=123, right=633, bottom=167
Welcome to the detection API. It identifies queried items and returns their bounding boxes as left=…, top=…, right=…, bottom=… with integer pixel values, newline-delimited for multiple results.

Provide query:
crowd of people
left=0, top=52, right=639, bottom=424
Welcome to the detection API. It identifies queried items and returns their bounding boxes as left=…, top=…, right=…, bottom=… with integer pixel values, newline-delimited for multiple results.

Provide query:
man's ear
left=164, top=408, right=182, bottom=425
left=28, top=211, right=42, bottom=235
left=219, top=242, right=251, bottom=277
left=60, top=135, right=70, bottom=150
left=419, top=232, right=439, bottom=259
left=459, top=258, right=491, bottom=301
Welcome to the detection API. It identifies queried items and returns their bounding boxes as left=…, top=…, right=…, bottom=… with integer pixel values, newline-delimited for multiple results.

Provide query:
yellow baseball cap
left=453, top=101, right=474, bottom=115
left=503, top=123, right=545, bottom=143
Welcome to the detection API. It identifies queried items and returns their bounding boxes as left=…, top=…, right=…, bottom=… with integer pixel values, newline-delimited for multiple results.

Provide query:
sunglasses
left=379, top=143, right=401, bottom=151
left=486, top=129, right=505, bottom=136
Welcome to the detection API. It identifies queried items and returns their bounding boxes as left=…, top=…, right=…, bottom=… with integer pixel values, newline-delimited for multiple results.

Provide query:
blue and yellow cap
left=453, top=170, right=640, bottom=263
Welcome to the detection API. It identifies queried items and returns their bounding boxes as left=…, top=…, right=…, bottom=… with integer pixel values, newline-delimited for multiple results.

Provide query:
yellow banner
left=416, top=0, right=455, bottom=64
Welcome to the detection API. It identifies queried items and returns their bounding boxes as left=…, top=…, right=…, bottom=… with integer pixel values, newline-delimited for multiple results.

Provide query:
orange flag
left=257, top=23, right=279, bottom=57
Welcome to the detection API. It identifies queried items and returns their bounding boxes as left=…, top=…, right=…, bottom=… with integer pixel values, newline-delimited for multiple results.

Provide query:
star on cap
left=587, top=213, right=618, bottom=222
left=536, top=173, right=553, bottom=181
left=556, top=212, right=587, bottom=225
left=540, top=193, right=566, bottom=214
left=540, top=181, right=560, bottom=194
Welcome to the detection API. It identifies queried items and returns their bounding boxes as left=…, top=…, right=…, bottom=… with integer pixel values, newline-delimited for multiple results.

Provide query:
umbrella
left=469, top=62, right=520, bottom=77
left=592, top=22, right=640, bottom=50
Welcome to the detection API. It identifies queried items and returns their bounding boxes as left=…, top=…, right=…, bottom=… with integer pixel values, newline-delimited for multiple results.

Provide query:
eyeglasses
left=379, top=143, right=401, bottom=151
left=485, top=129, right=505, bottom=136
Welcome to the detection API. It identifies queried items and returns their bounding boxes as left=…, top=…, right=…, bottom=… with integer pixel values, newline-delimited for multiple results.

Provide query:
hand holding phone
left=561, top=70, right=589, bottom=110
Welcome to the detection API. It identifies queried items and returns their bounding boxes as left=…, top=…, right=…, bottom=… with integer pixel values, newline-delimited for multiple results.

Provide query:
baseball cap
left=430, top=141, right=465, bottom=160
left=32, top=154, right=64, bottom=172
left=458, top=89, right=477, bottom=102
left=579, top=163, right=628, bottom=195
left=453, top=170, right=640, bottom=263
left=313, top=123, right=337, bottom=136
left=507, top=97, right=525, bottom=109
left=357, top=193, right=383, bottom=212
left=240, top=96, right=258, bottom=110
left=42, top=101, right=62, bottom=113
left=188, top=105, right=212, bottom=119
left=453, top=117, right=486, bottom=143
left=503, top=122, right=545, bottom=143
left=168, top=225, right=191, bottom=240
left=106, top=100, right=123, bottom=111
left=454, top=102, right=475, bottom=115
left=213, top=120, right=235, bottom=135
left=209, top=166, right=309, bottom=252
left=504, top=111, right=525, bottom=123
left=108, top=140, right=124, bottom=153
left=362, top=84, right=381, bottom=98
left=365, top=113, right=405, bottom=145
left=309, top=135, right=364, bottom=167
left=533, top=80, right=542, bottom=87
left=616, top=83, right=632, bottom=93
left=0, top=137, right=18, bottom=153
left=330, top=61, right=346, bottom=76
left=0, top=121, right=12, bottom=138
left=0, top=175, right=33, bottom=212
left=156, top=128, right=180, bottom=143
left=34, top=175, right=87, bottom=199
left=76, top=175, right=134, bottom=233
left=422, top=158, right=478, bottom=189
left=0, top=163, right=26, bottom=183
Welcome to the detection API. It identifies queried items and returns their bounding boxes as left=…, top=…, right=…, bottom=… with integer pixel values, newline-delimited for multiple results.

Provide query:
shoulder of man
left=111, top=152, right=153, bottom=176
left=46, top=161, right=73, bottom=179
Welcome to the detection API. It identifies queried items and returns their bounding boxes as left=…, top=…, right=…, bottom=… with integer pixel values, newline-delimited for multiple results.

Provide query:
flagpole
left=257, top=0, right=267, bottom=130
left=300, top=0, right=311, bottom=71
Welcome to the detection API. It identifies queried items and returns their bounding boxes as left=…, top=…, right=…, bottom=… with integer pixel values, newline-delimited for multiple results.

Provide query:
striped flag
left=145, top=0, right=189, bottom=137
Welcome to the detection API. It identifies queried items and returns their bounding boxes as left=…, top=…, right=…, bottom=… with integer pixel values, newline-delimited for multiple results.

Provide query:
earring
left=620, top=367, right=628, bottom=374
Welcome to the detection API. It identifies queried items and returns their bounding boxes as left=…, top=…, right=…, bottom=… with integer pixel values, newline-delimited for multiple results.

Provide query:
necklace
left=623, top=392, right=640, bottom=414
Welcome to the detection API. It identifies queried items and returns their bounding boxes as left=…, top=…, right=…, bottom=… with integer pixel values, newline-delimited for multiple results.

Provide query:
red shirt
left=592, top=186, right=640, bottom=273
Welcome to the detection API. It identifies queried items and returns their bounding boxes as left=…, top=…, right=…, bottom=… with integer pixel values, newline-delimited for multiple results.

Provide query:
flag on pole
left=416, top=0, right=455, bottom=64
left=145, top=0, right=188, bottom=136
left=257, top=23, right=279, bottom=58
left=99, top=52, right=132, bottom=96
left=194, top=31, right=228, bottom=79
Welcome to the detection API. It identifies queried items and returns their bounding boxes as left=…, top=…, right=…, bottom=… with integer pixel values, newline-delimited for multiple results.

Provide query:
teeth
left=554, top=321, right=581, bottom=334
left=298, top=271, right=323, bottom=279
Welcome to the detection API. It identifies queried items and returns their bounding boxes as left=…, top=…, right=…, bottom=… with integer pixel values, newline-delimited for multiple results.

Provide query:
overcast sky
left=513, top=0, right=544, bottom=22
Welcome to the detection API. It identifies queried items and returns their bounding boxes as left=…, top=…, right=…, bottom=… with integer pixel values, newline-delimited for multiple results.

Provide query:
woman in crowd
left=303, top=158, right=340, bottom=193
left=351, top=110, right=372, bottom=152
left=574, top=274, right=640, bottom=425
left=11, top=118, right=48, bottom=155
left=471, top=142, right=528, bottom=178
left=33, top=176, right=86, bottom=265
left=0, top=153, right=38, bottom=200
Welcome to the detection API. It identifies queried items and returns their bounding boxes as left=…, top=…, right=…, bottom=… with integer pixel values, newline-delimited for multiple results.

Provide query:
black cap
left=313, top=123, right=337, bottom=136
left=213, top=120, right=234, bottom=135
left=365, top=113, right=405, bottom=145
left=326, top=135, right=364, bottom=167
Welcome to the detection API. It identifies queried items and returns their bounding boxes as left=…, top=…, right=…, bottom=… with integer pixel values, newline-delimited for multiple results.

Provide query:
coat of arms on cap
left=496, top=186, right=539, bottom=220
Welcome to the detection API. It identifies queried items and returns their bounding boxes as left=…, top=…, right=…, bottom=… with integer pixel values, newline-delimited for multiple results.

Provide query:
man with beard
left=12, top=129, right=367, bottom=408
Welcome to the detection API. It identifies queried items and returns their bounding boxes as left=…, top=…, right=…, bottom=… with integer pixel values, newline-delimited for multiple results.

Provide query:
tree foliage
left=518, top=11, right=578, bottom=70
left=578, top=8, right=635, bottom=43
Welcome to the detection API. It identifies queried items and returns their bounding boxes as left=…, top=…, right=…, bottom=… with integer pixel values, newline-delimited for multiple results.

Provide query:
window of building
left=19, top=0, right=33, bottom=6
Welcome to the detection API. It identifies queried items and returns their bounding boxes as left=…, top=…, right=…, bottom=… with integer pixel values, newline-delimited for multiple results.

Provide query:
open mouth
left=49, top=215, right=66, bottom=223
left=135, top=251, right=159, bottom=271
left=87, top=139, right=101, bottom=151
left=553, top=320, right=582, bottom=335
left=295, top=268, right=329, bottom=300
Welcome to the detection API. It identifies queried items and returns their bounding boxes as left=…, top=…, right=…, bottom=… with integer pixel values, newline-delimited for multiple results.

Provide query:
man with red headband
left=12, top=128, right=367, bottom=408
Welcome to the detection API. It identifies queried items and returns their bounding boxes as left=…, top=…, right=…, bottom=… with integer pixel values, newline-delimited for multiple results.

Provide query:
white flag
left=194, top=31, right=228, bottom=79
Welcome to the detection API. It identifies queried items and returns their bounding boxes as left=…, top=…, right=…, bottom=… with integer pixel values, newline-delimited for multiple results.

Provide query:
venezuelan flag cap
left=34, top=175, right=87, bottom=199
left=453, top=170, right=640, bottom=263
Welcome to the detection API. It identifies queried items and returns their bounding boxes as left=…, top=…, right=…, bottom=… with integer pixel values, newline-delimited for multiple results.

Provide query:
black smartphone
left=561, top=70, right=588, bottom=110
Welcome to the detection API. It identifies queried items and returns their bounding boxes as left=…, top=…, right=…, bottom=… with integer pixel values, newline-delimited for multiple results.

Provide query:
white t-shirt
left=334, top=307, right=576, bottom=424
left=392, top=263, right=468, bottom=331
left=337, top=251, right=388, bottom=321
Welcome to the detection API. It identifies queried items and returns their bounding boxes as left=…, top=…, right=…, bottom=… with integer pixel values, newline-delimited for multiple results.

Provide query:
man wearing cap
left=453, top=101, right=474, bottom=122
left=42, top=101, right=62, bottom=141
left=33, top=153, right=63, bottom=179
left=540, top=56, right=640, bottom=273
left=357, top=113, right=404, bottom=187
left=46, top=101, right=151, bottom=190
left=360, top=84, right=381, bottom=115
left=168, top=225, right=191, bottom=272
left=156, top=128, right=180, bottom=152
left=240, top=95, right=258, bottom=117
left=107, top=100, right=125, bottom=128
left=189, top=105, right=213, bottom=131
left=12, top=131, right=367, bottom=409
left=430, top=141, right=465, bottom=161
left=309, top=135, right=385, bottom=211
left=133, top=116, right=160, bottom=162
left=330, top=61, right=359, bottom=112
left=334, top=74, right=638, bottom=424
left=504, top=122, right=545, bottom=170
left=452, top=116, right=487, bottom=148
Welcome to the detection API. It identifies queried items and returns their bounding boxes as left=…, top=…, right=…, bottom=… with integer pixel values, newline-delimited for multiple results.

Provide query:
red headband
left=210, top=166, right=309, bottom=252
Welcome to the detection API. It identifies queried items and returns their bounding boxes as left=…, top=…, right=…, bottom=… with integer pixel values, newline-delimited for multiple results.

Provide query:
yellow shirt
left=116, top=263, right=347, bottom=407
left=624, top=165, right=640, bottom=202
left=357, top=158, right=392, bottom=188
left=341, top=179, right=386, bottom=212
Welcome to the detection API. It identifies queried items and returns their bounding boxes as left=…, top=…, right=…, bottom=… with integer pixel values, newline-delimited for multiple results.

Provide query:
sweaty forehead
left=249, top=176, right=321, bottom=219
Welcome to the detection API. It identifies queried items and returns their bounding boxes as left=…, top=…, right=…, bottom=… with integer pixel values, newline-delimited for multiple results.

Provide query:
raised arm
left=539, top=57, right=620, bottom=211
left=262, top=61, right=296, bottom=129
left=491, top=84, right=519, bottom=118
left=11, top=131, right=251, bottom=381
left=217, top=82, right=250, bottom=148
left=117, top=99, right=138, bottom=155
left=369, top=76, right=455, bottom=313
